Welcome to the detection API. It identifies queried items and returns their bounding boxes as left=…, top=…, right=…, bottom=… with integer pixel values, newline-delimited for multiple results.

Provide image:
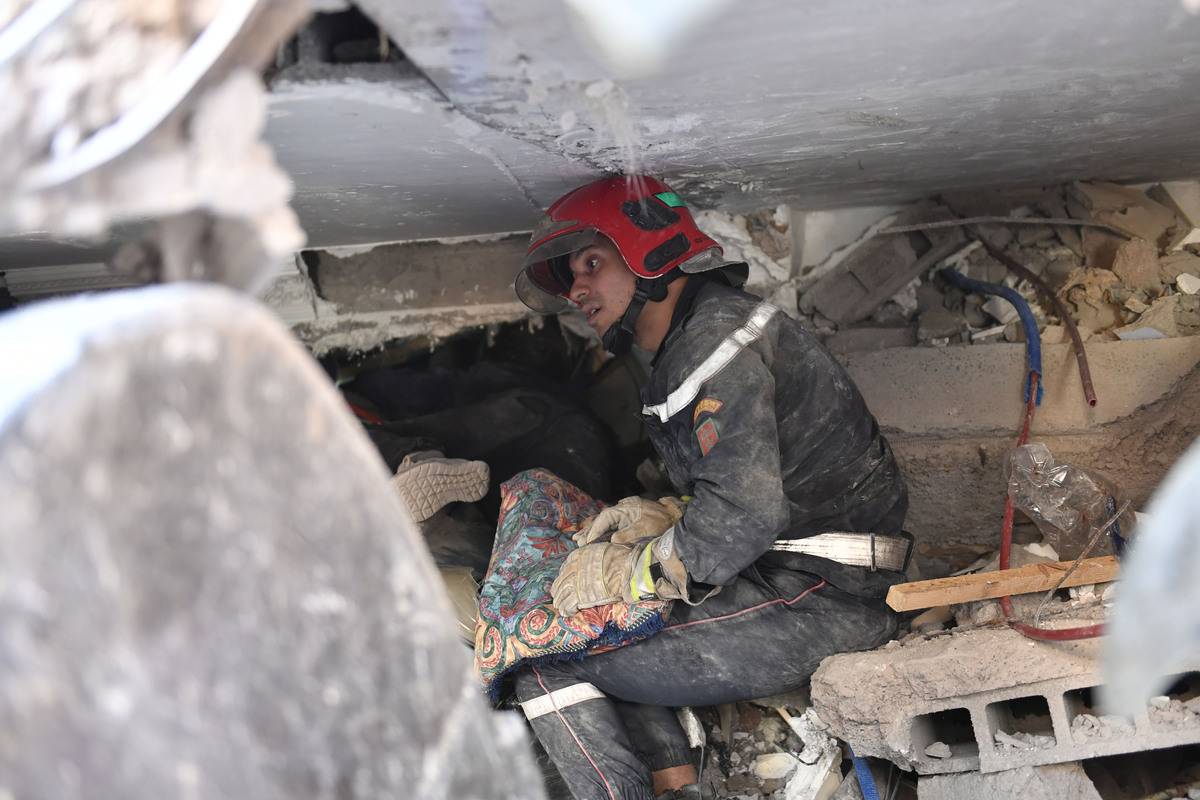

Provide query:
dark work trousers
left=514, top=557, right=900, bottom=800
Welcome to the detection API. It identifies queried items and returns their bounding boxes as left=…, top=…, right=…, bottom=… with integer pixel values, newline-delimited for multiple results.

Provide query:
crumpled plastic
left=1006, top=443, right=1130, bottom=560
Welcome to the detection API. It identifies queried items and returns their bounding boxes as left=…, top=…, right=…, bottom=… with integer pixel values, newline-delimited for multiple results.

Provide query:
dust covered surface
left=0, top=285, right=544, bottom=799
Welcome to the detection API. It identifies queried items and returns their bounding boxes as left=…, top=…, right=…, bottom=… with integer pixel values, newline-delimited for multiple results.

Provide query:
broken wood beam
left=886, top=556, right=1119, bottom=611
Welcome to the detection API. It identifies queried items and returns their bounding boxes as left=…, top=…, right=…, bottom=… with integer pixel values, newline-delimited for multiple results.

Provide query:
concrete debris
left=951, top=544, right=1059, bottom=627
left=684, top=704, right=843, bottom=799
left=808, top=205, right=965, bottom=325
left=993, top=731, right=1055, bottom=751
left=251, top=181, right=1200, bottom=357
left=1059, top=268, right=1125, bottom=332
left=1037, top=189, right=1085, bottom=257
left=917, top=763, right=1102, bottom=800
left=1070, top=713, right=1135, bottom=741
left=924, top=742, right=953, bottom=759
left=1115, top=294, right=1200, bottom=340
left=917, top=308, right=964, bottom=342
left=1178, top=273, right=1200, bottom=295
left=1161, top=251, right=1200, bottom=282
left=1081, top=227, right=1127, bottom=270
left=1125, top=295, right=1151, bottom=314
left=983, top=296, right=1020, bottom=325
left=754, top=753, right=800, bottom=780
left=696, top=209, right=795, bottom=315
left=1071, top=181, right=1184, bottom=249
left=1148, top=695, right=1200, bottom=727
left=1147, top=181, right=1200, bottom=230
left=1003, top=320, right=1026, bottom=343
left=1111, top=238, right=1163, bottom=294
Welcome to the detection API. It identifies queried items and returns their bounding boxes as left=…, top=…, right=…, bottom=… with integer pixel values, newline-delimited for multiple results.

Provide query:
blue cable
left=848, top=747, right=881, bottom=800
left=939, top=268, right=1044, bottom=406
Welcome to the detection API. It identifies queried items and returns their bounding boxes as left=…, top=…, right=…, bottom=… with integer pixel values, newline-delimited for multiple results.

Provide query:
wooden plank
left=886, top=556, right=1119, bottom=612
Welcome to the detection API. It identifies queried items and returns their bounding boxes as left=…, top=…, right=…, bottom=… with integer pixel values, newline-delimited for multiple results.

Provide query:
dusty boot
left=390, top=450, right=489, bottom=522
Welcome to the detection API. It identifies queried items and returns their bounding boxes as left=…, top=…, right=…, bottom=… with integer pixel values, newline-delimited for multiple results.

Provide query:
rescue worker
left=512, top=176, right=911, bottom=800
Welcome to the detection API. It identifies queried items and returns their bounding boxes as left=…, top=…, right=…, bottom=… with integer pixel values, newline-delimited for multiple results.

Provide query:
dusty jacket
left=640, top=278, right=907, bottom=588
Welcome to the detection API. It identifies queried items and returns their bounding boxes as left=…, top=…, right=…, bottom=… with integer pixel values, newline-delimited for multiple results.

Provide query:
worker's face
left=566, top=236, right=636, bottom=336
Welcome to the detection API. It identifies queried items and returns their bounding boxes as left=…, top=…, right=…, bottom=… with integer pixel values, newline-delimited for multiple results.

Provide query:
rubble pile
left=706, top=180, right=1200, bottom=356
left=1, top=0, right=309, bottom=291
left=687, top=701, right=908, bottom=800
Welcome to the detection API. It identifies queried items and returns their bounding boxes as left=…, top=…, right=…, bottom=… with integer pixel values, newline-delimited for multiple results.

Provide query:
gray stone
left=0, top=286, right=544, bottom=800
left=809, top=206, right=966, bottom=324
left=918, top=308, right=965, bottom=341
left=925, top=742, right=953, bottom=759
left=917, top=764, right=1102, bottom=800
left=753, top=752, right=799, bottom=780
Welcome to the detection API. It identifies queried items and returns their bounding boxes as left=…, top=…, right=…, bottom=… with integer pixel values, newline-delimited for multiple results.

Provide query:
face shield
left=515, top=227, right=602, bottom=314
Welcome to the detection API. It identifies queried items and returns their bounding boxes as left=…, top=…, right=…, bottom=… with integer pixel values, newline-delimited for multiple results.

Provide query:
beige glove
left=573, top=496, right=686, bottom=546
left=550, top=528, right=702, bottom=616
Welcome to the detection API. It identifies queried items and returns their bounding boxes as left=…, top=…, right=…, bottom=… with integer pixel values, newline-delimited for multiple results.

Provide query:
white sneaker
left=391, top=450, right=489, bottom=522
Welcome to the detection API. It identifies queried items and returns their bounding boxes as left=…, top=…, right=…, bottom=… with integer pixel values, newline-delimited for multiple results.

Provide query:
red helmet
left=515, top=175, right=724, bottom=313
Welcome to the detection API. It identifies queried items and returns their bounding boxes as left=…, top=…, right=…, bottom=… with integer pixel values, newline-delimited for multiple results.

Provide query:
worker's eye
left=586, top=256, right=599, bottom=272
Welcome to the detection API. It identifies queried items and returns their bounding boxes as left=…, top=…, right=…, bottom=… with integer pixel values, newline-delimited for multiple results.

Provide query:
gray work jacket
left=640, top=279, right=907, bottom=587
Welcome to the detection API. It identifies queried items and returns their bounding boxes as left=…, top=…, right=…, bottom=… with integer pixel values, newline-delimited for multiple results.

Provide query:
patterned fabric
left=474, top=469, right=671, bottom=699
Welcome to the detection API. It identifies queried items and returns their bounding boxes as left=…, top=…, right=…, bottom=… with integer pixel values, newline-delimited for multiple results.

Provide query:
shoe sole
left=391, top=459, right=489, bottom=522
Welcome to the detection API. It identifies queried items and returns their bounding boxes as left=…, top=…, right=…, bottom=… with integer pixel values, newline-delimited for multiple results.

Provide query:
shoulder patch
left=692, top=397, right=724, bottom=425
left=695, top=418, right=720, bottom=456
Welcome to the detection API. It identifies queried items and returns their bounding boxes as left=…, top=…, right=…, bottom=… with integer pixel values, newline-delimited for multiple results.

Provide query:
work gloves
left=573, top=495, right=686, bottom=546
left=550, top=528, right=693, bottom=617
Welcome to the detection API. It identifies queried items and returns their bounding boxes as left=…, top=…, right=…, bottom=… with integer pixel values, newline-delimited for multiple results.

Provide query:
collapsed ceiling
left=3, top=0, right=1200, bottom=267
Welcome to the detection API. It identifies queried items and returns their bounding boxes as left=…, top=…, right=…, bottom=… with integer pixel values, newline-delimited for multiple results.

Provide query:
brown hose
left=976, top=237, right=1098, bottom=407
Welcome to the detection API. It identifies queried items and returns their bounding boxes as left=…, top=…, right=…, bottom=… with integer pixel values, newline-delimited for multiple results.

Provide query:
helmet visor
left=516, top=228, right=601, bottom=314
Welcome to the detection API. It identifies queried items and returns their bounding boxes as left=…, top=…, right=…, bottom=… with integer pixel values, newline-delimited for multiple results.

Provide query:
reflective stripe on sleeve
left=641, top=302, right=779, bottom=423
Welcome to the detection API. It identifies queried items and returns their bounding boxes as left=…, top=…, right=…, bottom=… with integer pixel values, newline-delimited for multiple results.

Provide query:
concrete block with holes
left=810, top=608, right=1200, bottom=774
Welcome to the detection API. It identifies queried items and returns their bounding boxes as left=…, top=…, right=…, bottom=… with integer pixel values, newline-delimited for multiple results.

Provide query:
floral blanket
left=474, top=469, right=671, bottom=699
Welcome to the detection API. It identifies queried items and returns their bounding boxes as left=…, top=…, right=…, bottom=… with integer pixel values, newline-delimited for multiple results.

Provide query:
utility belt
left=768, top=531, right=913, bottom=573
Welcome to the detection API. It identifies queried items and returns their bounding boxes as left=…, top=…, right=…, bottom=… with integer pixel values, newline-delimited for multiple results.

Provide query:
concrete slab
left=843, top=338, right=1200, bottom=436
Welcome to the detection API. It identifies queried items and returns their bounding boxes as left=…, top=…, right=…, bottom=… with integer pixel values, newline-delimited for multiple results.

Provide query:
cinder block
left=812, top=619, right=1200, bottom=775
